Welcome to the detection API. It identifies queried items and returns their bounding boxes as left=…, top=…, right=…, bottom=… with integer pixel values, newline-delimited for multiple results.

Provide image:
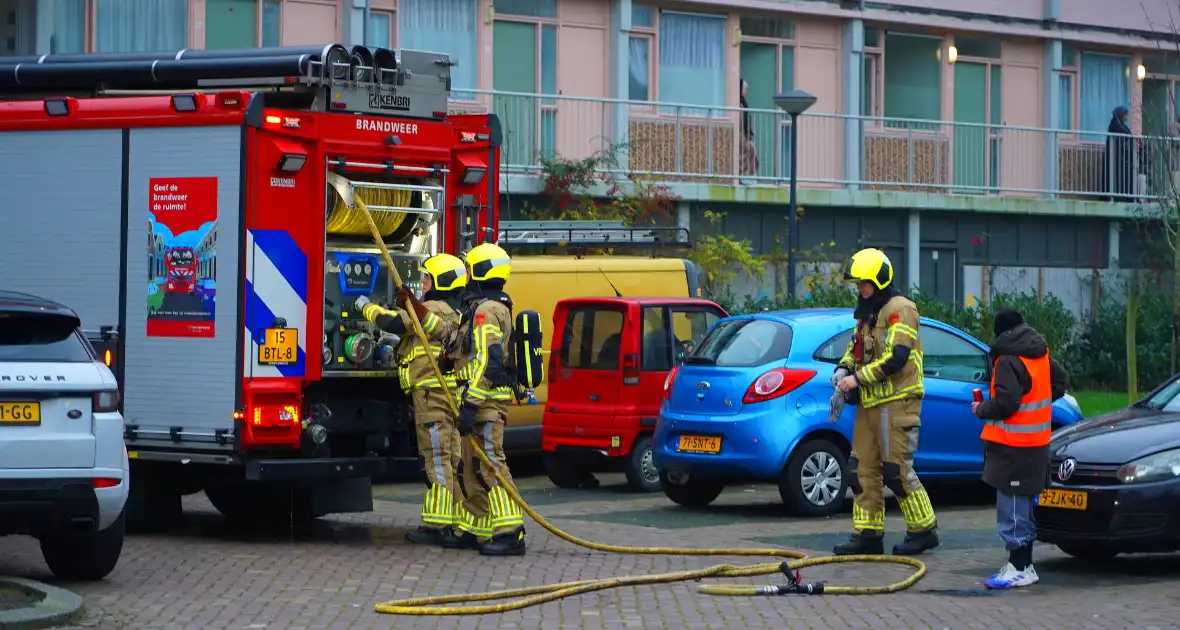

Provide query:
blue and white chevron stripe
left=244, top=229, right=308, bottom=378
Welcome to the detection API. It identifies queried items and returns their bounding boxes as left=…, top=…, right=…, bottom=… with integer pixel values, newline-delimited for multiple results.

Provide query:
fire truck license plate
left=0, top=402, right=40, bottom=425
left=259, top=328, right=298, bottom=366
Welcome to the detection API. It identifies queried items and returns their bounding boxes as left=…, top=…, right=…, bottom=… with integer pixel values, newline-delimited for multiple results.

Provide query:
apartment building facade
left=3, top=0, right=1175, bottom=308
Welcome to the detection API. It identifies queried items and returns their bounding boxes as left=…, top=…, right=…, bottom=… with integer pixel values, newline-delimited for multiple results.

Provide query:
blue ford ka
left=653, top=308, right=1084, bottom=517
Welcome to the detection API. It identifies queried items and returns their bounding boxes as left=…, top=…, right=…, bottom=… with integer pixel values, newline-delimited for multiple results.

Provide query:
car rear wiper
left=683, top=356, right=715, bottom=366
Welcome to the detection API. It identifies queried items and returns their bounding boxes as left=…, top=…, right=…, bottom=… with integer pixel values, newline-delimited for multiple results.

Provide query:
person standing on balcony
left=971, top=309, right=1070, bottom=589
left=1104, top=106, right=1136, bottom=201
left=739, top=78, right=758, bottom=181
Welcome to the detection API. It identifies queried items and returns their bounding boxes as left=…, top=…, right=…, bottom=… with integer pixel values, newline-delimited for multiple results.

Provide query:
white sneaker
left=985, top=563, right=1039, bottom=589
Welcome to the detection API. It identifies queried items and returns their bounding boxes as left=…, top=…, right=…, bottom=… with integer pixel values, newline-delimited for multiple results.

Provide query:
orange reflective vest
left=980, top=353, right=1052, bottom=447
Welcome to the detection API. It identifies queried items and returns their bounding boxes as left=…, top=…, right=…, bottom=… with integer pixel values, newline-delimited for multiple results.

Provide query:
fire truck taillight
left=103, top=349, right=112, bottom=366
left=216, top=93, right=243, bottom=109
left=252, top=405, right=299, bottom=428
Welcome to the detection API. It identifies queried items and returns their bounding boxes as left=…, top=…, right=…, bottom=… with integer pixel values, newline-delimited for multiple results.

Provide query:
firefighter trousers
left=849, top=396, right=938, bottom=534
left=412, top=386, right=462, bottom=530
left=454, top=400, right=524, bottom=540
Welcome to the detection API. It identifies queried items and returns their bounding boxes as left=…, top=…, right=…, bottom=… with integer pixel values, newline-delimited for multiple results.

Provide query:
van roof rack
left=0, top=43, right=453, bottom=120
left=497, top=220, right=691, bottom=252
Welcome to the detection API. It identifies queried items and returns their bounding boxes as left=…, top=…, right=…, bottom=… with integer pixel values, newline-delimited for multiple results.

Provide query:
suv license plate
left=0, top=402, right=41, bottom=425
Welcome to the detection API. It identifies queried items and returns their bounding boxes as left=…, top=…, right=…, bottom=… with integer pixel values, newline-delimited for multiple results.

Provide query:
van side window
left=560, top=307, right=625, bottom=370
left=671, top=308, right=721, bottom=365
left=641, top=307, right=671, bottom=372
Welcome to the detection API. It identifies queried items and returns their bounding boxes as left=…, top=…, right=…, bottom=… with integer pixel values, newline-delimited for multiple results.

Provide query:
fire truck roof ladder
left=0, top=43, right=454, bottom=120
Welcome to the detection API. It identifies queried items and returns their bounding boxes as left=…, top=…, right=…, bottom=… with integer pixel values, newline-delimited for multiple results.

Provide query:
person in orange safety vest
left=971, top=309, right=1069, bottom=590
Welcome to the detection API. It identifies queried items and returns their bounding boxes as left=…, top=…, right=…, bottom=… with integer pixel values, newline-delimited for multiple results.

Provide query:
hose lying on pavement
left=342, top=194, right=927, bottom=616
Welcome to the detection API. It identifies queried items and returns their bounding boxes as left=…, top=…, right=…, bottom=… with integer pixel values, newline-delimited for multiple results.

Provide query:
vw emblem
left=1058, top=458, right=1077, bottom=481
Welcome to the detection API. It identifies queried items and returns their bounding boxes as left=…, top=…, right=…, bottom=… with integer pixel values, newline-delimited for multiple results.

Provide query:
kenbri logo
left=356, top=118, right=420, bottom=134
left=270, top=177, right=296, bottom=188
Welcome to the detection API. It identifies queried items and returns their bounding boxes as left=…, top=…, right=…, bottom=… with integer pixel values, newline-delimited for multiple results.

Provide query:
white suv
left=0, top=291, right=129, bottom=580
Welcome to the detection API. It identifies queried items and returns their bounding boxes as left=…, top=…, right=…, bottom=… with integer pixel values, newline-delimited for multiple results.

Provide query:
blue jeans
left=996, top=491, right=1036, bottom=551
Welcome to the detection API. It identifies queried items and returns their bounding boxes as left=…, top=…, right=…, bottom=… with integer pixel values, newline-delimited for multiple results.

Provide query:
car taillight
left=92, top=390, right=120, bottom=413
left=742, top=368, right=816, bottom=404
left=92, top=478, right=121, bottom=488
left=103, top=349, right=113, bottom=366
left=623, top=353, right=640, bottom=385
left=664, top=365, right=680, bottom=400
left=253, top=405, right=299, bottom=428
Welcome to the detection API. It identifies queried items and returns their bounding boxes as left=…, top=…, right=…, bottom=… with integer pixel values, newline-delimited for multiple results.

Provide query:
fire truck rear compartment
left=307, top=169, right=441, bottom=469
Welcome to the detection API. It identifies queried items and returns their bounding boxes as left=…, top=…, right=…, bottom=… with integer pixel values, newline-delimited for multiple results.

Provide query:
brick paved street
left=2, top=469, right=1178, bottom=630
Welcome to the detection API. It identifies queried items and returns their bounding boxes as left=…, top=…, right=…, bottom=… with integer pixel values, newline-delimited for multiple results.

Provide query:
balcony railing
left=448, top=89, right=1179, bottom=203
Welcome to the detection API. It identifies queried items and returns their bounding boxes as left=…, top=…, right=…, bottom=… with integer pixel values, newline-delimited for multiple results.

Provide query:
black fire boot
left=405, top=526, right=444, bottom=546
left=892, top=527, right=940, bottom=555
left=439, top=526, right=480, bottom=550
left=832, top=531, right=885, bottom=556
left=479, top=528, right=527, bottom=557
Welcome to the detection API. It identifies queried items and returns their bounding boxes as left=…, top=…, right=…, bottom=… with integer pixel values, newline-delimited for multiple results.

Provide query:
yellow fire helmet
left=420, top=253, right=468, bottom=292
left=464, top=242, right=512, bottom=282
left=843, top=247, right=894, bottom=290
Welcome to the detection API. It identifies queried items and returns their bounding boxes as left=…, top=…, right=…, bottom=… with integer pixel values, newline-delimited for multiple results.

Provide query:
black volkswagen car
left=1036, top=375, right=1180, bottom=559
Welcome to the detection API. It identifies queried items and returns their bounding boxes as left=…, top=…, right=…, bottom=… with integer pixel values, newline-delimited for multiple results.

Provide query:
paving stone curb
left=0, top=577, right=84, bottom=630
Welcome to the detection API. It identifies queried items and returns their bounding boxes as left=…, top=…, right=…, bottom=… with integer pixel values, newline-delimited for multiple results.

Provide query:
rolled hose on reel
left=342, top=198, right=928, bottom=616
left=326, top=184, right=410, bottom=237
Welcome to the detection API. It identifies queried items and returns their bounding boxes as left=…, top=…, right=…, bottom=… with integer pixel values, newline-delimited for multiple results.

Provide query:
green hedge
left=719, top=287, right=1171, bottom=393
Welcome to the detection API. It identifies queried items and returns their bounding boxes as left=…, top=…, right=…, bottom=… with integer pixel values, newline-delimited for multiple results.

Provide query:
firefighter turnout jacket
left=450, top=291, right=516, bottom=404
left=838, top=295, right=925, bottom=408
left=361, top=300, right=460, bottom=392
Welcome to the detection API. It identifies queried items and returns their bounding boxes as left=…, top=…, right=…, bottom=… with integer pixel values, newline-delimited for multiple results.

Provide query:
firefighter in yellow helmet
left=832, top=247, right=939, bottom=556
left=355, top=253, right=467, bottom=547
left=402, top=241, right=525, bottom=555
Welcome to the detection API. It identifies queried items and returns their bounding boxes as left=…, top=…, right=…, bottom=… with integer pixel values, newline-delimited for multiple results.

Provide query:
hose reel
left=325, top=173, right=436, bottom=248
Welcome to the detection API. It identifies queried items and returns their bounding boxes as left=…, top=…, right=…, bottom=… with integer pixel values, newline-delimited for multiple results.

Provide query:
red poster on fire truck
left=147, top=177, right=218, bottom=338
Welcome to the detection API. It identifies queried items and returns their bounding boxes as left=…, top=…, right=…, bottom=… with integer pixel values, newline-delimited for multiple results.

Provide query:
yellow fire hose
left=336, top=185, right=927, bottom=616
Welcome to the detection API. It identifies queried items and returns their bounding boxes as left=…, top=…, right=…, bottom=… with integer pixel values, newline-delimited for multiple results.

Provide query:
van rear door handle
left=589, top=394, right=599, bottom=401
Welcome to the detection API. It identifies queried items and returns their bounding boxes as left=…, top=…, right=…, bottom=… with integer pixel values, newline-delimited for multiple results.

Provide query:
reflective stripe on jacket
left=981, top=353, right=1052, bottom=447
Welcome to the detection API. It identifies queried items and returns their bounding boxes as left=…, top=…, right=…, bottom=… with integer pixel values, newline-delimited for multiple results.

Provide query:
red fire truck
left=164, top=247, right=198, bottom=293
left=0, top=44, right=501, bottom=530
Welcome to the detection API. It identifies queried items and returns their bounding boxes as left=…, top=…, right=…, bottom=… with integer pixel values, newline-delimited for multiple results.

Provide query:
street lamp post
left=774, top=89, right=817, bottom=299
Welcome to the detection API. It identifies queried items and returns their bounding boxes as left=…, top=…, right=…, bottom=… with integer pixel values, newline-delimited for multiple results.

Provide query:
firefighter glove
left=394, top=286, right=410, bottom=309
left=354, top=295, right=371, bottom=311
left=828, top=387, right=845, bottom=423
left=458, top=401, right=479, bottom=436
left=831, top=367, right=850, bottom=387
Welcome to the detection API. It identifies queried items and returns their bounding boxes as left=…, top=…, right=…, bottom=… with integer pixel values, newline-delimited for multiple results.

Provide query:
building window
left=882, top=32, right=942, bottom=128
left=204, top=0, right=261, bottom=50
left=492, top=2, right=558, bottom=162
left=658, top=10, right=726, bottom=116
left=863, top=27, right=882, bottom=118
left=494, top=0, right=556, bottom=19
left=0, top=0, right=86, bottom=55
left=94, top=0, right=188, bottom=53
left=262, top=1, right=280, bottom=47
left=950, top=34, right=1003, bottom=192
left=1079, top=51, right=1130, bottom=142
left=399, top=0, right=477, bottom=97
left=367, top=10, right=394, bottom=47
left=628, top=4, right=655, bottom=102
left=1057, top=42, right=1080, bottom=131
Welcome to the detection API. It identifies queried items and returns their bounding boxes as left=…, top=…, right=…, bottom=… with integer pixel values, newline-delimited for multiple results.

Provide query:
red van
left=542, top=297, right=728, bottom=491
